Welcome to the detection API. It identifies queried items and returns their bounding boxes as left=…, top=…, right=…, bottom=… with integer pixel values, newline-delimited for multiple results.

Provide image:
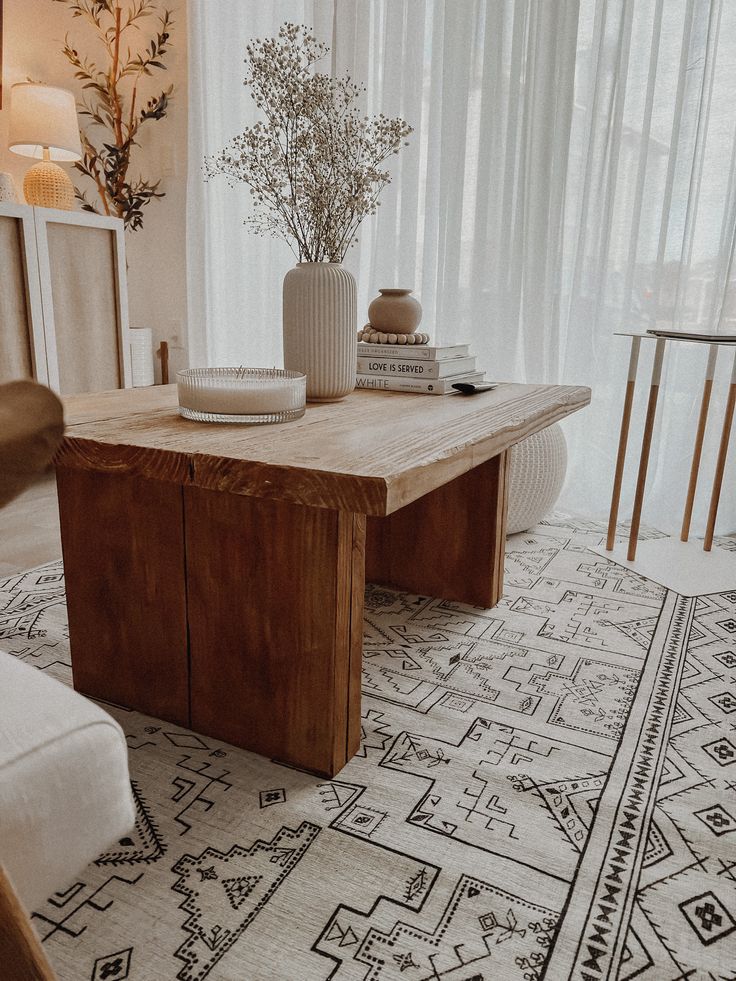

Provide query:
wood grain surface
left=184, top=487, right=366, bottom=776
left=0, top=865, right=56, bottom=981
left=366, top=452, right=509, bottom=607
left=57, top=467, right=189, bottom=725
left=58, top=384, right=590, bottom=515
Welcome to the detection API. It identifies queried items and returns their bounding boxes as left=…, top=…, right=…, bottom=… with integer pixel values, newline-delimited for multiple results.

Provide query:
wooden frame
left=0, top=203, right=49, bottom=384
left=0, top=865, right=56, bottom=981
left=0, top=202, right=131, bottom=393
left=33, top=207, right=131, bottom=393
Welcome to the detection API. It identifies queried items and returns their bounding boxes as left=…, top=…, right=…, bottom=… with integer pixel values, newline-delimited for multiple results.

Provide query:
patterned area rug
left=2, top=515, right=736, bottom=981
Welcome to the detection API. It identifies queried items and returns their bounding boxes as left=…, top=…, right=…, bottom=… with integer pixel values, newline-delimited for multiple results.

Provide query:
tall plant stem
left=110, top=5, right=124, bottom=150
left=84, top=135, right=112, bottom=216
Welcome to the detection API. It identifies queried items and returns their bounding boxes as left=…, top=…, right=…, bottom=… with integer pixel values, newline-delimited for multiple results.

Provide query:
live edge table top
left=58, top=383, right=591, bottom=516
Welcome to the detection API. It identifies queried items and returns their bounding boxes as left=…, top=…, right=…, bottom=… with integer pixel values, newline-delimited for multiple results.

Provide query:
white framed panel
left=0, top=202, right=48, bottom=384
left=33, top=208, right=132, bottom=395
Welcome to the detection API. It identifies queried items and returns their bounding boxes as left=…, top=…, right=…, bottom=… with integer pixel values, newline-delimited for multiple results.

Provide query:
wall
left=0, top=0, right=188, bottom=381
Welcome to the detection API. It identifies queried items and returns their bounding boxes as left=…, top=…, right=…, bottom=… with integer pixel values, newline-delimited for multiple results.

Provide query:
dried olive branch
left=53, top=0, right=174, bottom=231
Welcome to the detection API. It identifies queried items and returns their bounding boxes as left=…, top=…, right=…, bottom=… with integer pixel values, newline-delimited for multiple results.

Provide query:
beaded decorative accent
left=358, top=325, right=430, bottom=345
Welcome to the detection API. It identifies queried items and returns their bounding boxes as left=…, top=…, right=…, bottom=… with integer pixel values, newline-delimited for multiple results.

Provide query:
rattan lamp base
left=23, top=160, right=75, bottom=210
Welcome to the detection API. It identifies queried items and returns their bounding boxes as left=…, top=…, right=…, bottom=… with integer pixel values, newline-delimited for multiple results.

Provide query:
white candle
left=177, top=369, right=305, bottom=417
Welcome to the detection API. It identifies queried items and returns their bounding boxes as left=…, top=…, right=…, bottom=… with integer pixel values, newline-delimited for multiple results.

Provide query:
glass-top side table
left=607, top=331, right=736, bottom=561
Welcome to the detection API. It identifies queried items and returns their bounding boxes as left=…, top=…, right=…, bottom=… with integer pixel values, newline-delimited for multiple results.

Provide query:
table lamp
left=8, top=83, right=82, bottom=211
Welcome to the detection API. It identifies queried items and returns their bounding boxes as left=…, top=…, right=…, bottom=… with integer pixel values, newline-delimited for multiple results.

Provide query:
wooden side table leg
left=627, top=338, right=666, bottom=562
left=704, top=349, right=736, bottom=551
left=606, top=336, right=641, bottom=550
left=184, top=487, right=365, bottom=777
left=365, top=452, right=509, bottom=608
left=681, top=344, right=718, bottom=541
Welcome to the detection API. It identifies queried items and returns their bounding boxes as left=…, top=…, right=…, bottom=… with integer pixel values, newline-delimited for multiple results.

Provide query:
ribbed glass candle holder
left=177, top=368, right=306, bottom=424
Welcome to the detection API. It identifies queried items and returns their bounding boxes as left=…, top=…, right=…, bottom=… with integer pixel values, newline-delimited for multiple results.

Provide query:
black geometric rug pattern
left=1, top=516, right=735, bottom=980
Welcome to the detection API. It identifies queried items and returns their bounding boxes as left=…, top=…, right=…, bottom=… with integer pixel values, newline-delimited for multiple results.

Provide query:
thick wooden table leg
left=184, top=487, right=365, bottom=778
left=56, top=467, right=189, bottom=725
left=365, top=452, right=509, bottom=608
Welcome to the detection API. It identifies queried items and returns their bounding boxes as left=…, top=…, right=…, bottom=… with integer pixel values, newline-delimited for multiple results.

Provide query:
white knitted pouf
left=507, top=423, right=567, bottom=534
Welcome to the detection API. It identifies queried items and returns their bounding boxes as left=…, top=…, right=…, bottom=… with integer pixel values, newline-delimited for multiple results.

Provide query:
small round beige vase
left=282, top=262, right=357, bottom=402
left=367, top=288, right=422, bottom=334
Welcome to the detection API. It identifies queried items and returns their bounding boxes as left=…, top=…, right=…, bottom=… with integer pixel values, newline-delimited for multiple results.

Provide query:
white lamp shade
left=9, top=83, right=82, bottom=162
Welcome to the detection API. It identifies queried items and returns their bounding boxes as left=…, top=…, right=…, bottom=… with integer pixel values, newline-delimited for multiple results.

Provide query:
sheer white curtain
left=187, top=1, right=578, bottom=373
left=560, top=0, right=736, bottom=533
left=187, top=0, right=736, bottom=534
left=186, top=0, right=335, bottom=369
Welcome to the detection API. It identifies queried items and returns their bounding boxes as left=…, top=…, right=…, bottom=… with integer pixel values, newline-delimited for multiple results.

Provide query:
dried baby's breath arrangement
left=205, top=23, right=412, bottom=263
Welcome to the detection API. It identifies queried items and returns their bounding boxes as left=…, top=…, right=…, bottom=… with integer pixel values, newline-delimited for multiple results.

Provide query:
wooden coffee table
left=56, top=383, right=589, bottom=776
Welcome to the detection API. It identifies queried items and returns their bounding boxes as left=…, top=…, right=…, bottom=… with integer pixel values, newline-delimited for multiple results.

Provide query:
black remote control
left=451, top=382, right=497, bottom=395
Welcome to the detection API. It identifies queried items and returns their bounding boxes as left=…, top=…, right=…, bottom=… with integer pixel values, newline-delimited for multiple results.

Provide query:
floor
left=0, top=475, right=62, bottom=575
left=3, top=516, right=736, bottom=980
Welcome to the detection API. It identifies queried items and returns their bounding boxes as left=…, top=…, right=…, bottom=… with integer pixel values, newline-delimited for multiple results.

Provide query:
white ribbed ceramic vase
left=282, top=262, right=357, bottom=402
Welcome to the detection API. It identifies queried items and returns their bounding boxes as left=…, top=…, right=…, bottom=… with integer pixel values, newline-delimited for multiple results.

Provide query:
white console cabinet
left=0, top=203, right=131, bottom=394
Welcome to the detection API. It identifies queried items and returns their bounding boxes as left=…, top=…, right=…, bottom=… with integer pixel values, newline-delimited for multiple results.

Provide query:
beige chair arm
left=0, top=381, right=64, bottom=509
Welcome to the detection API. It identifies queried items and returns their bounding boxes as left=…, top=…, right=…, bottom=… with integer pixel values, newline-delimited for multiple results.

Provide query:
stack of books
left=355, top=341, right=485, bottom=395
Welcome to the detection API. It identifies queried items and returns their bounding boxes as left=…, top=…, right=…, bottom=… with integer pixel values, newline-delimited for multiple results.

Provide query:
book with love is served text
left=356, top=355, right=476, bottom=379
